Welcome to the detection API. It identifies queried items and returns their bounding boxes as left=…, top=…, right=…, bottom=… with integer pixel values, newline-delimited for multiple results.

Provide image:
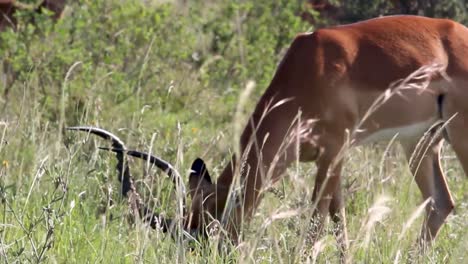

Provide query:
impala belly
left=351, top=83, right=443, bottom=145
left=356, top=117, right=439, bottom=145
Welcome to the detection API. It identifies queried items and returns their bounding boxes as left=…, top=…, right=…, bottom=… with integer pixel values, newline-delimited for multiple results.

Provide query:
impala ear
left=189, top=158, right=212, bottom=197
left=190, top=158, right=212, bottom=184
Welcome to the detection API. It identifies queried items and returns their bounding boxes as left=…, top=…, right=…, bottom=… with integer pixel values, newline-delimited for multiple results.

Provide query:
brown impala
left=0, top=0, right=65, bottom=30
left=70, top=15, right=467, bottom=252
left=1, top=0, right=66, bottom=101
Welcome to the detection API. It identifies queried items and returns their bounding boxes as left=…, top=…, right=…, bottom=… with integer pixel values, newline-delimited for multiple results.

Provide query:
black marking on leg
left=436, top=94, right=450, bottom=143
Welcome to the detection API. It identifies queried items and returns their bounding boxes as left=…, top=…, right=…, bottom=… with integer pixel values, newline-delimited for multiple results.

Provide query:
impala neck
left=215, top=87, right=301, bottom=218
left=217, top=157, right=237, bottom=187
left=214, top=34, right=317, bottom=218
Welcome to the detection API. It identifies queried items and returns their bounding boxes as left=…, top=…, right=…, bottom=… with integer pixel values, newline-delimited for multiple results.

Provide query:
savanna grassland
left=0, top=1, right=467, bottom=263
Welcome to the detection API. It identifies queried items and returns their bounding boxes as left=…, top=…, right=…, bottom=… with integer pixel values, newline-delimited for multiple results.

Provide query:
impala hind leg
left=443, top=90, right=468, bottom=179
left=403, top=138, right=454, bottom=244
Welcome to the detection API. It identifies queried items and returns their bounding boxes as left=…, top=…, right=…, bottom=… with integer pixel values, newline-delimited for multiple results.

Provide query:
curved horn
left=99, top=148, right=180, bottom=183
left=99, top=147, right=187, bottom=214
left=67, top=126, right=131, bottom=196
left=68, top=126, right=185, bottom=232
left=67, top=126, right=126, bottom=149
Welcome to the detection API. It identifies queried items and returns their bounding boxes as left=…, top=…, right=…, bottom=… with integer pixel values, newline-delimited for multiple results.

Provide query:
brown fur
left=187, top=16, right=467, bottom=251
left=0, top=0, right=65, bottom=31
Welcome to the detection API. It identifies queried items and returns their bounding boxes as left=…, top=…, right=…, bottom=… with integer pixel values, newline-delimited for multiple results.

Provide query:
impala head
left=185, top=158, right=218, bottom=233
left=68, top=126, right=232, bottom=239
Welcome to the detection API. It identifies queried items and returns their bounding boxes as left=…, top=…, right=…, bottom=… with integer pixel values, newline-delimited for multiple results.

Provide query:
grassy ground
left=0, top=1, right=467, bottom=263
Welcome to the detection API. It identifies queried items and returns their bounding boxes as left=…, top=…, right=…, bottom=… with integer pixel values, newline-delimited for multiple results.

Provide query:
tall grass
left=0, top=1, right=467, bottom=263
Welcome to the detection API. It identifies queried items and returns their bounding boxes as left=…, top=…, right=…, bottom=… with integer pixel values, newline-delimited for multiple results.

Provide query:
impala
left=1, top=0, right=66, bottom=102
left=70, top=15, right=467, bottom=252
left=0, top=0, right=65, bottom=30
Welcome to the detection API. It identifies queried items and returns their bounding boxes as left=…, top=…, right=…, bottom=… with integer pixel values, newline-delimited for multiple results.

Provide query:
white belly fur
left=357, top=118, right=438, bottom=145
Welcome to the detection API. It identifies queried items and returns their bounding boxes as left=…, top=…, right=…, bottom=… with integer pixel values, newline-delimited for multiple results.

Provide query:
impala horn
left=67, top=126, right=132, bottom=194
left=67, top=126, right=186, bottom=232
left=99, top=147, right=187, bottom=215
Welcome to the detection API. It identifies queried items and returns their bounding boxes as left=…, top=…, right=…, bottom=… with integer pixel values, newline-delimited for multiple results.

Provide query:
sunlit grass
left=0, top=1, right=467, bottom=263
left=1, top=71, right=466, bottom=262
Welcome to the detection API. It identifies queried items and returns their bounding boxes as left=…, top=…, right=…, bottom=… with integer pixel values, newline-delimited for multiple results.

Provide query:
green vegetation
left=0, top=0, right=466, bottom=263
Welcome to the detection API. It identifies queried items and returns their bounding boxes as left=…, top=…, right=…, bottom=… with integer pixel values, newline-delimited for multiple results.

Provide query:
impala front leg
left=310, top=144, right=345, bottom=242
left=329, top=175, right=349, bottom=254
